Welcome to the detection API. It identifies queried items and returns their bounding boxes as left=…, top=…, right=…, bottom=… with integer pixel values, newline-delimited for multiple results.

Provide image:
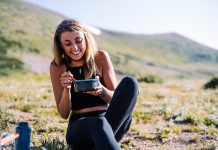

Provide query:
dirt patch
left=22, top=53, right=51, bottom=74
left=7, top=109, right=36, bottom=121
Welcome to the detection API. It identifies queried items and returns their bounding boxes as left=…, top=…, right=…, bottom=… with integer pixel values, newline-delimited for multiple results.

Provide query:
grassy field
left=0, top=1, right=217, bottom=149
left=0, top=74, right=217, bottom=150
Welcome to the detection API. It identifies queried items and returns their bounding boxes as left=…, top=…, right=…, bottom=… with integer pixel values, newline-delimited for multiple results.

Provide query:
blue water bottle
left=15, top=122, right=31, bottom=150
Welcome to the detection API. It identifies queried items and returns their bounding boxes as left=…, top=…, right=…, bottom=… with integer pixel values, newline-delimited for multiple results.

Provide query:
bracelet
left=99, top=87, right=106, bottom=98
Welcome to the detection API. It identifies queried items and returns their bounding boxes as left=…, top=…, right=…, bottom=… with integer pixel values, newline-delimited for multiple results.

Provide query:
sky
left=26, top=0, right=218, bottom=50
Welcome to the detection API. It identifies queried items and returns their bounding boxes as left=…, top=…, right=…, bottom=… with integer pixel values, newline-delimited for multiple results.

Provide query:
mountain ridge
left=0, top=0, right=218, bottom=78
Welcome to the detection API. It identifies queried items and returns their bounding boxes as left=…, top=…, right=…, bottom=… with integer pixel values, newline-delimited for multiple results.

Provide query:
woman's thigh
left=66, top=117, right=95, bottom=148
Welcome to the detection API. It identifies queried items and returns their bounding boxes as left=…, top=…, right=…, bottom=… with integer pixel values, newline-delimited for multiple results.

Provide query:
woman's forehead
left=60, top=31, right=84, bottom=41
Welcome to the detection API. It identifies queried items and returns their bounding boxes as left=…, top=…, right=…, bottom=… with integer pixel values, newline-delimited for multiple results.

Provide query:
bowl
left=73, top=79, right=99, bottom=92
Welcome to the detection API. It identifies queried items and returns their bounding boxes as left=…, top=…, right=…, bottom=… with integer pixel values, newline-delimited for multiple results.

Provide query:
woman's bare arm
left=96, top=50, right=117, bottom=103
left=50, top=64, right=71, bottom=119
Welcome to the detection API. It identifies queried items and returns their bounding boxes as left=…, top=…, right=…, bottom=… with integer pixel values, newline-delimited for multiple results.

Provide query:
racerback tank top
left=67, top=66, right=107, bottom=110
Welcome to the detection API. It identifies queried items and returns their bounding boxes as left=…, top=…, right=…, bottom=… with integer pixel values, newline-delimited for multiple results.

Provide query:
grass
left=0, top=74, right=218, bottom=149
left=0, top=1, right=217, bottom=149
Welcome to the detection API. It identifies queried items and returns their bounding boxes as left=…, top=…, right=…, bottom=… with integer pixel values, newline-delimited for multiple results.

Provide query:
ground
left=0, top=75, right=217, bottom=150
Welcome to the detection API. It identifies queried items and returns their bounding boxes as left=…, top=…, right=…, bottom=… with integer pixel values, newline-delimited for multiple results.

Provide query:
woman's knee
left=120, top=76, right=139, bottom=94
left=117, top=76, right=139, bottom=96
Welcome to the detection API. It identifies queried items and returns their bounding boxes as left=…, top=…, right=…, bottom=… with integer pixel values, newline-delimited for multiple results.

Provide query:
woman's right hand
left=60, top=71, right=75, bottom=89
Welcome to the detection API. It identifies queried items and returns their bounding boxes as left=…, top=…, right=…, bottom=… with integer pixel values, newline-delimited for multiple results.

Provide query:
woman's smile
left=71, top=50, right=80, bottom=55
left=60, top=31, right=86, bottom=62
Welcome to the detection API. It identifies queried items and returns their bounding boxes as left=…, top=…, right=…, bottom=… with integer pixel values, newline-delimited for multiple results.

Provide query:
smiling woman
left=49, top=19, right=139, bottom=150
left=60, top=31, right=86, bottom=63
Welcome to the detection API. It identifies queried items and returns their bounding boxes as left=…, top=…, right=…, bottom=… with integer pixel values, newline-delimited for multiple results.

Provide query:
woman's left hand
left=85, top=76, right=105, bottom=96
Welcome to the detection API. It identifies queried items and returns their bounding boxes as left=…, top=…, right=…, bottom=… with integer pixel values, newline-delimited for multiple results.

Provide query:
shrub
left=204, top=75, right=218, bottom=89
left=0, top=109, right=2, bottom=119
left=41, top=137, right=70, bottom=150
left=137, top=74, right=163, bottom=83
left=204, top=115, right=218, bottom=127
left=0, top=55, right=24, bottom=76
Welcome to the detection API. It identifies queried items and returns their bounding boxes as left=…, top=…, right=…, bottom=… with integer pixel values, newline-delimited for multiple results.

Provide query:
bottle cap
left=18, top=122, right=28, bottom=126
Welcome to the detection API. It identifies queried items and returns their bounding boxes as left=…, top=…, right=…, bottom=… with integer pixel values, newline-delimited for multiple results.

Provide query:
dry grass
left=0, top=74, right=217, bottom=150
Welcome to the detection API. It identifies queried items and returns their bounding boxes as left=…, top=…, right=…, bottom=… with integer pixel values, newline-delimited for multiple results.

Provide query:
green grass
left=0, top=0, right=218, bottom=149
left=1, top=74, right=217, bottom=149
left=0, top=0, right=62, bottom=56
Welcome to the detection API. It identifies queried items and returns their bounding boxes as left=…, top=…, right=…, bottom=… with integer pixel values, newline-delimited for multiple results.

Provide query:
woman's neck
left=69, top=60, right=85, bottom=67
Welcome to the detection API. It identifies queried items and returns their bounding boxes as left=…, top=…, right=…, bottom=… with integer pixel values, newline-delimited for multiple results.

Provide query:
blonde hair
left=52, top=19, right=98, bottom=78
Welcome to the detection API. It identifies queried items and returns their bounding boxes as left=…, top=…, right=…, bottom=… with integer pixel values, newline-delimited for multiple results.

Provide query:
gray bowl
left=73, top=79, right=99, bottom=92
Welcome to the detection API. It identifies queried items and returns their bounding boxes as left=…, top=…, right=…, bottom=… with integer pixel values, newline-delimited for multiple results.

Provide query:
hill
left=95, top=30, right=218, bottom=78
left=1, top=0, right=218, bottom=78
left=0, top=0, right=63, bottom=75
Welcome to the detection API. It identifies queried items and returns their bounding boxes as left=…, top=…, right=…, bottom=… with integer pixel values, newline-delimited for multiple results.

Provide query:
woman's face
left=60, top=31, right=86, bottom=64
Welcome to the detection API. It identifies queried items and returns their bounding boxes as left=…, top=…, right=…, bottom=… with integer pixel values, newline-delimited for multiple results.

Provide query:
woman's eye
left=75, top=39, right=83, bottom=44
left=64, top=44, right=71, bottom=46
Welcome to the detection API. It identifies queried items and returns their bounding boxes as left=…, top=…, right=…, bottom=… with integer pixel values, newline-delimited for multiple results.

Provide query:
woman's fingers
left=60, top=71, right=75, bottom=88
left=67, top=71, right=76, bottom=81
left=61, top=72, right=68, bottom=77
left=84, top=85, right=103, bottom=96
left=61, top=71, right=74, bottom=79
left=85, top=90, right=101, bottom=96
left=60, top=77, right=72, bottom=83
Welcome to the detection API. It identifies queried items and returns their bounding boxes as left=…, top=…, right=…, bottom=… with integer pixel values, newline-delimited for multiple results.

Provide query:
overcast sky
left=26, top=0, right=218, bottom=50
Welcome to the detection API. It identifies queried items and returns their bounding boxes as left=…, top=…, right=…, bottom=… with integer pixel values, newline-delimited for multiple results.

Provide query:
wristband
left=99, top=87, right=106, bottom=98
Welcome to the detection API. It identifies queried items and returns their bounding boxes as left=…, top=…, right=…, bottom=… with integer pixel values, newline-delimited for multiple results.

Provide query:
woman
left=50, top=19, right=138, bottom=150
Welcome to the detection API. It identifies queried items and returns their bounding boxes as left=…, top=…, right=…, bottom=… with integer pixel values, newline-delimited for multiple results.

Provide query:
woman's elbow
left=58, top=109, right=70, bottom=119
left=60, top=114, right=69, bottom=119
left=59, top=112, right=69, bottom=119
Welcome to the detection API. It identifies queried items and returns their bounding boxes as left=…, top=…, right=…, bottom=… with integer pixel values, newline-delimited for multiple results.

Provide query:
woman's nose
left=70, top=43, right=78, bottom=51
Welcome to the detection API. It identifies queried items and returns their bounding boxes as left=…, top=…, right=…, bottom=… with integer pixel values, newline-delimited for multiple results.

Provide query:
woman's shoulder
left=95, top=50, right=110, bottom=62
left=95, top=50, right=112, bottom=73
left=50, top=61, right=66, bottom=75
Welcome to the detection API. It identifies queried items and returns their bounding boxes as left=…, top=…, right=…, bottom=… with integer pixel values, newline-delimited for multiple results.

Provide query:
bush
left=41, top=137, right=70, bottom=150
left=137, top=74, right=163, bottom=83
left=0, top=55, right=24, bottom=76
left=204, top=75, right=218, bottom=89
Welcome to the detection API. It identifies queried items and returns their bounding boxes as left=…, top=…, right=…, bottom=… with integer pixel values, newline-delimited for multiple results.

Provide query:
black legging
left=66, top=76, right=139, bottom=150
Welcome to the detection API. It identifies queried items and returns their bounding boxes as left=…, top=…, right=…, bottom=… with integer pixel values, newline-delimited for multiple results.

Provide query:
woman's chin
left=70, top=56, right=84, bottom=62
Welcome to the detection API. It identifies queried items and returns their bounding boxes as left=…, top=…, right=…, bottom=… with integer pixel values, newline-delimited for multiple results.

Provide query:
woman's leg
left=66, top=117, right=121, bottom=150
left=91, top=117, right=121, bottom=150
left=114, top=115, right=132, bottom=141
left=66, top=117, right=95, bottom=150
left=105, top=76, right=139, bottom=141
